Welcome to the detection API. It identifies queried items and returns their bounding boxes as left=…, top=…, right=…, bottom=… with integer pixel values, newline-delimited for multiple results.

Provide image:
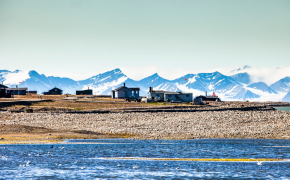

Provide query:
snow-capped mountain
left=119, top=73, right=177, bottom=95
left=230, top=65, right=251, bottom=74
left=230, top=72, right=251, bottom=84
left=172, top=71, right=261, bottom=100
left=78, top=68, right=128, bottom=95
left=0, top=70, right=81, bottom=94
left=270, top=77, right=290, bottom=93
left=1, top=67, right=290, bottom=102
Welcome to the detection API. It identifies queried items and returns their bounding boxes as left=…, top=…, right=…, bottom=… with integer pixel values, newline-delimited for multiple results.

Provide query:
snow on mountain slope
left=113, top=73, right=177, bottom=96
left=270, top=77, right=290, bottom=93
left=247, top=82, right=277, bottom=94
left=1, top=67, right=289, bottom=101
left=0, top=70, right=11, bottom=83
left=18, top=70, right=81, bottom=94
left=230, top=72, right=251, bottom=84
left=1, top=70, right=30, bottom=85
left=88, top=76, right=128, bottom=95
left=172, top=71, right=255, bottom=100
left=78, top=68, right=128, bottom=95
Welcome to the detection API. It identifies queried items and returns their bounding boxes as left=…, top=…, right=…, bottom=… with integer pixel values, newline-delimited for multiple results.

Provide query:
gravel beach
left=1, top=109, right=289, bottom=139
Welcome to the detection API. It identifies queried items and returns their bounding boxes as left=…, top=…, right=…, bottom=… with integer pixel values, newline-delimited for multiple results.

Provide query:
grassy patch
left=29, top=100, right=162, bottom=111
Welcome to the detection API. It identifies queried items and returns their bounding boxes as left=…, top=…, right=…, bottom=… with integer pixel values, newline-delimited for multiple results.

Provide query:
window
left=156, top=94, right=160, bottom=97
left=132, top=91, right=134, bottom=95
left=168, top=95, right=172, bottom=97
left=186, top=95, right=189, bottom=97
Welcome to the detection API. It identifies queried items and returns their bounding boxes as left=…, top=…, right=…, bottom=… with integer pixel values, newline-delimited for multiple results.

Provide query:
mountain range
left=1, top=66, right=290, bottom=102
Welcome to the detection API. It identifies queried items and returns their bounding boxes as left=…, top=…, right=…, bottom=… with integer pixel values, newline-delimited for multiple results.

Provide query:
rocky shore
left=0, top=107, right=289, bottom=140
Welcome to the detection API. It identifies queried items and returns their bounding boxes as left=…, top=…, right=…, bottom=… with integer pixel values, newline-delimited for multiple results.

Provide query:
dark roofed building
left=194, top=90, right=221, bottom=105
left=27, top=91, right=37, bottom=94
left=76, top=88, right=93, bottom=95
left=7, top=87, right=28, bottom=95
left=147, top=87, right=193, bottom=102
left=43, top=87, right=63, bottom=95
left=197, top=95, right=220, bottom=101
left=0, top=84, right=9, bottom=89
left=0, top=84, right=12, bottom=98
left=147, top=87, right=167, bottom=102
left=193, top=95, right=221, bottom=105
left=111, top=83, right=140, bottom=99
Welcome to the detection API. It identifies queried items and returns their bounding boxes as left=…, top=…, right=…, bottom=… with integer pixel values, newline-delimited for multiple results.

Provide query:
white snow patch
left=214, top=80, right=223, bottom=85
left=244, top=85, right=286, bottom=102
left=155, top=83, right=168, bottom=90
left=188, top=76, right=196, bottom=83
left=175, top=83, right=204, bottom=97
left=87, top=76, right=128, bottom=95
left=99, top=76, right=111, bottom=82
left=208, top=84, right=214, bottom=90
left=3, top=71, right=30, bottom=85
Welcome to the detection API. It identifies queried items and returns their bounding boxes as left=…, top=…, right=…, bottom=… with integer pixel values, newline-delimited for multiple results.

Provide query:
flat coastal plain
left=0, top=97, right=289, bottom=143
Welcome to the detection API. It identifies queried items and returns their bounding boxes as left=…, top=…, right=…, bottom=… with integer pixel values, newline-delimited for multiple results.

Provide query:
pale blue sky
left=0, top=0, right=289, bottom=80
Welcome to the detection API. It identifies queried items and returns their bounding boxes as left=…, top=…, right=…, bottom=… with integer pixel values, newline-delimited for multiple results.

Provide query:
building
left=0, top=84, right=8, bottom=89
left=0, top=84, right=12, bottom=98
left=43, top=87, right=63, bottom=95
left=7, top=87, right=28, bottom=95
left=164, top=92, right=193, bottom=102
left=147, top=87, right=166, bottom=101
left=111, top=83, right=140, bottom=99
left=147, top=87, right=193, bottom=102
left=76, top=88, right=93, bottom=95
left=193, top=91, right=221, bottom=105
left=27, top=91, right=37, bottom=94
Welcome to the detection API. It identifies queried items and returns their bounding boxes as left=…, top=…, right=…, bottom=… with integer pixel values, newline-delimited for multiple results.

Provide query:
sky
left=0, top=0, right=289, bottom=80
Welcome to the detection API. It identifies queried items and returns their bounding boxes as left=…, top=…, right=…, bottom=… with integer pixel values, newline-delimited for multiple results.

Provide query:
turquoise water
left=274, top=107, right=290, bottom=111
left=0, top=139, right=290, bottom=179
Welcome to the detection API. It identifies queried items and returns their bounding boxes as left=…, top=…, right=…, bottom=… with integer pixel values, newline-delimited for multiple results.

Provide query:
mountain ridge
left=0, top=68, right=289, bottom=101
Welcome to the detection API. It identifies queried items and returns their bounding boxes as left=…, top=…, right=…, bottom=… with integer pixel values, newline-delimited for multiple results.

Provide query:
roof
left=0, top=84, right=9, bottom=89
left=112, top=86, right=140, bottom=92
left=130, top=88, right=140, bottom=91
left=7, top=88, right=28, bottom=90
left=76, top=89, right=92, bottom=91
left=165, top=92, right=192, bottom=95
left=49, top=87, right=62, bottom=91
left=150, top=90, right=167, bottom=93
left=196, top=95, right=219, bottom=98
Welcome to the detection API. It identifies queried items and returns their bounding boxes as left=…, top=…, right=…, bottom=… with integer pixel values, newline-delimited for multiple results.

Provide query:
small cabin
left=194, top=95, right=221, bottom=105
left=111, top=83, right=140, bottom=99
left=147, top=87, right=193, bottom=102
left=76, top=88, right=93, bottom=95
left=147, top=87, right=166, bottom=102
left=165, top=92, right=193, bottom=102
left=43, top=87, right=63, bottom=95
left=7, top=87, right=28, bottom=95
left=0, top=84, right=12, bottom=98
left=195, top=95, right=221, bottom=102
left=27, top=91, right=37, bottom=94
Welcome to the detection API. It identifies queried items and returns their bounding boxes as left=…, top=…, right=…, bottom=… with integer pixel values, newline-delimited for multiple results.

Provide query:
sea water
left=0, top=139, right=290, bottom=179
left=274, top=107, right=290, bottom=111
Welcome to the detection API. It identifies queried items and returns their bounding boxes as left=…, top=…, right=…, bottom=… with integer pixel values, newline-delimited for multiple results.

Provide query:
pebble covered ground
left=0, top=109, right=289, bottom=139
